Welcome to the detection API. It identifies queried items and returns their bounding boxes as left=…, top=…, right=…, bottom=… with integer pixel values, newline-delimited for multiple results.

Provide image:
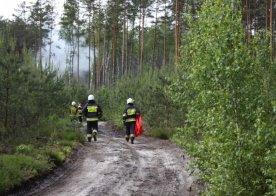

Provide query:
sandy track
left=15, top=122, right=197, bottom=196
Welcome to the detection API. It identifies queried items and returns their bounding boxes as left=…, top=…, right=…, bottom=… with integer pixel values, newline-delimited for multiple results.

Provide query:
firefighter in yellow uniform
left=122, top=98, right=141, bottom=144
left=77, top=103, right=83, bottom=123
left=69, top=101, right=78, bottom=122
left=82, top=95, right=103, bottom=142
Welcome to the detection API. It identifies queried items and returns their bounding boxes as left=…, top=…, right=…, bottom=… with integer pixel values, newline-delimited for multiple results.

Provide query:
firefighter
left=69, top=101, right=78, bottom=122
left=122, top=98, right=141, bottom=144
left=77, top=103, right=83, bottom=123
left=82, top=94, right=103, bottom=142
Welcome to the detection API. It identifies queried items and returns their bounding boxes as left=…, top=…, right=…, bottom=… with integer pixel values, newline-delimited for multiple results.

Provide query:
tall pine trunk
left=97, top=28, right=101, bottom=88
left=130, top=17, right=135, bottom=74
left=125, top=19, right=129, bottom=75
left=88, top=17, right=92, bottom=89
left=112, top=17, right=118, bottom=83
left=163, top=0, right=167, bottom=66
left=122, top=8, right=126, bottom=75
left=140, top=7, right=145, bottom=72
left=175, top=0, right=181, bottom=64
left=48, top=28, right=53, bottom=69
left=103, top=27, right=107, bottom=85
left=152, top=5, right=158, bottom=67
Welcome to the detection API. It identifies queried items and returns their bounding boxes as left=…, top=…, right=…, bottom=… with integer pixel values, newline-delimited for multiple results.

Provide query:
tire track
left=12, top=122, right=197, bottom=196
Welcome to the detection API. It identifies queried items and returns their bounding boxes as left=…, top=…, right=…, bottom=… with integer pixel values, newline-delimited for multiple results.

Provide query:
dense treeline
left=169, top=1, right=276, bottom=195
left=0, top=25, right=86, bottom=137
left=95, top=66, right=183, bottom=128
left=0, top=21, right=86, bottom=194
left=0, top=0, right=196, bottom=87
left=59, top=0, right=197, bottom=88
left=97, top=0, right=276, bottom=195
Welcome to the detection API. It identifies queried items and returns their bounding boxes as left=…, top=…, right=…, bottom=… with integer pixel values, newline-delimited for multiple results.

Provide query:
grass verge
left=0, top=116, right=85, bottom=195
left=147, top=127, right=176, bottom=140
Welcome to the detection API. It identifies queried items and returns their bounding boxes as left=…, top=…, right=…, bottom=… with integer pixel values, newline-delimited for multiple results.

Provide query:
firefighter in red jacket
left=122, top=98, right=141, bottom=144
left=82, top=94, right=103, bottom=142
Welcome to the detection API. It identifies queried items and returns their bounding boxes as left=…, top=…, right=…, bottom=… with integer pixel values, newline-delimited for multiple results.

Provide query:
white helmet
left=88, top=94, right=94, bottom=101
left=72, top=101, right=76, bottom=106
left=127, top=98, right=134, bottom=104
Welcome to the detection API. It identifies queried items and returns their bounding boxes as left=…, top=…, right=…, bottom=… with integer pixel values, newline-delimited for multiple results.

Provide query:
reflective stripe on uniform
left=127, top=108, right=136, bottom=115
left=126, top=118, right=135, bottom=122
left=87, top=118, right=98, bottom=121
left=92, top=130, right=97, bottom=134
left=87, top=106, right=98, bottom=112
left=87, top=134, right=92, bottom=138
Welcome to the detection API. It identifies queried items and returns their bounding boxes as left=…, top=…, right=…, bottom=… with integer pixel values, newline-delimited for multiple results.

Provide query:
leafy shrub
left=63, top=129, right=83, bottom=141
left=149, top=127, right=176, bottom=140
left=44, top=148, right=65, bottom=166
left=59, top=140, right=74, bottom=147
left=95, top=67, right=183, bottom=131
left=62, top=146, right=72, bottom=155
left=15, top=144, right=35, bottom=156
left=169, top=0, right=276, bottom=195
left=0, top=154, right=49, bottom=194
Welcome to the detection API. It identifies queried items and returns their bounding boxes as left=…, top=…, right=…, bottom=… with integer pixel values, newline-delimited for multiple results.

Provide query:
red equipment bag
left=135, top=115, right=143, bottom=137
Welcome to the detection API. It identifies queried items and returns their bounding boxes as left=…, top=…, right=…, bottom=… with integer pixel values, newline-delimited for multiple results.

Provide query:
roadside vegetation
left=169, top=1, right=276, bottom=195
left=0, top=28, right=86, bottom=194
left=96, top=1, right=276, bottom=195
left=0, top=116, right=85, bottom=194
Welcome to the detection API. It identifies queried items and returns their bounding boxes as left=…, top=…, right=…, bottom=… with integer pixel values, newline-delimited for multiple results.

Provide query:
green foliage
left=43, top=148, right=66, bottom=166
left=95, top=67, right=183, bottom=131
left=34, top=115, right=84, bottom=144
left=169, top=0, right=276, bottom=195
left=63, top=129, right=83, bottom=142
left=62, top=76, right=88, bottom=106
left=15, top=144, right=35, bottom=156
left=0, top=24, right=87, bottom=145
left=0, top=154, right=49, bottom=194
left=0, top=113, right=84, bottom=194
left=0, top=8, right=141, bottom=195
left=148, top=127, right=176, bottom=140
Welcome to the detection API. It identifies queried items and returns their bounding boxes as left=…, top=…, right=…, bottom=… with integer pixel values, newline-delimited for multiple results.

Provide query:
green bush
left=95, top=67, right=183, bottom=130
left=0, top=154, right=49, bottom=194
left=149, top=127, right=176, bottom=140
left=59, top=140, right=74, bottom=147
left=15, top=144, right=35, bottom=156
left=62, top=146, right=72, bottom=155
left=44, top=148, right=66, bottom=166
left=63, top=129, right=83, bottom=141
left=169, top=0, right=276, bottom=195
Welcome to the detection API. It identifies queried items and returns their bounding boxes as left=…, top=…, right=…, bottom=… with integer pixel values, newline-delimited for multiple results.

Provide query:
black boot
left=93, top=135, right=97, bottom=141
left=88, top=137, right=92, bottom=142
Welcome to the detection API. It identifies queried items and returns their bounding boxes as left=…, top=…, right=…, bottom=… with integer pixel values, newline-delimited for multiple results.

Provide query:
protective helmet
left=72, top=101, right=76, bottom=106
left=127, top=98, right=134, bottom=104
left=88, top=94, right=94, bottom=101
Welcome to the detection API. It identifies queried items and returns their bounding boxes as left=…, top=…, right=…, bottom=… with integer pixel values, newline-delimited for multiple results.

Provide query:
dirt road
left=21, top=122, right=197, bottom=196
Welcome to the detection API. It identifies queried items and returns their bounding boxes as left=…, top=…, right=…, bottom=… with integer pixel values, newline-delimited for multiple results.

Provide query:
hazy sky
left=0, top=0, right=91, bottom=74
left=0, top=0, right=35, bottom=19
left=0, top=0, right=64, bottom=19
